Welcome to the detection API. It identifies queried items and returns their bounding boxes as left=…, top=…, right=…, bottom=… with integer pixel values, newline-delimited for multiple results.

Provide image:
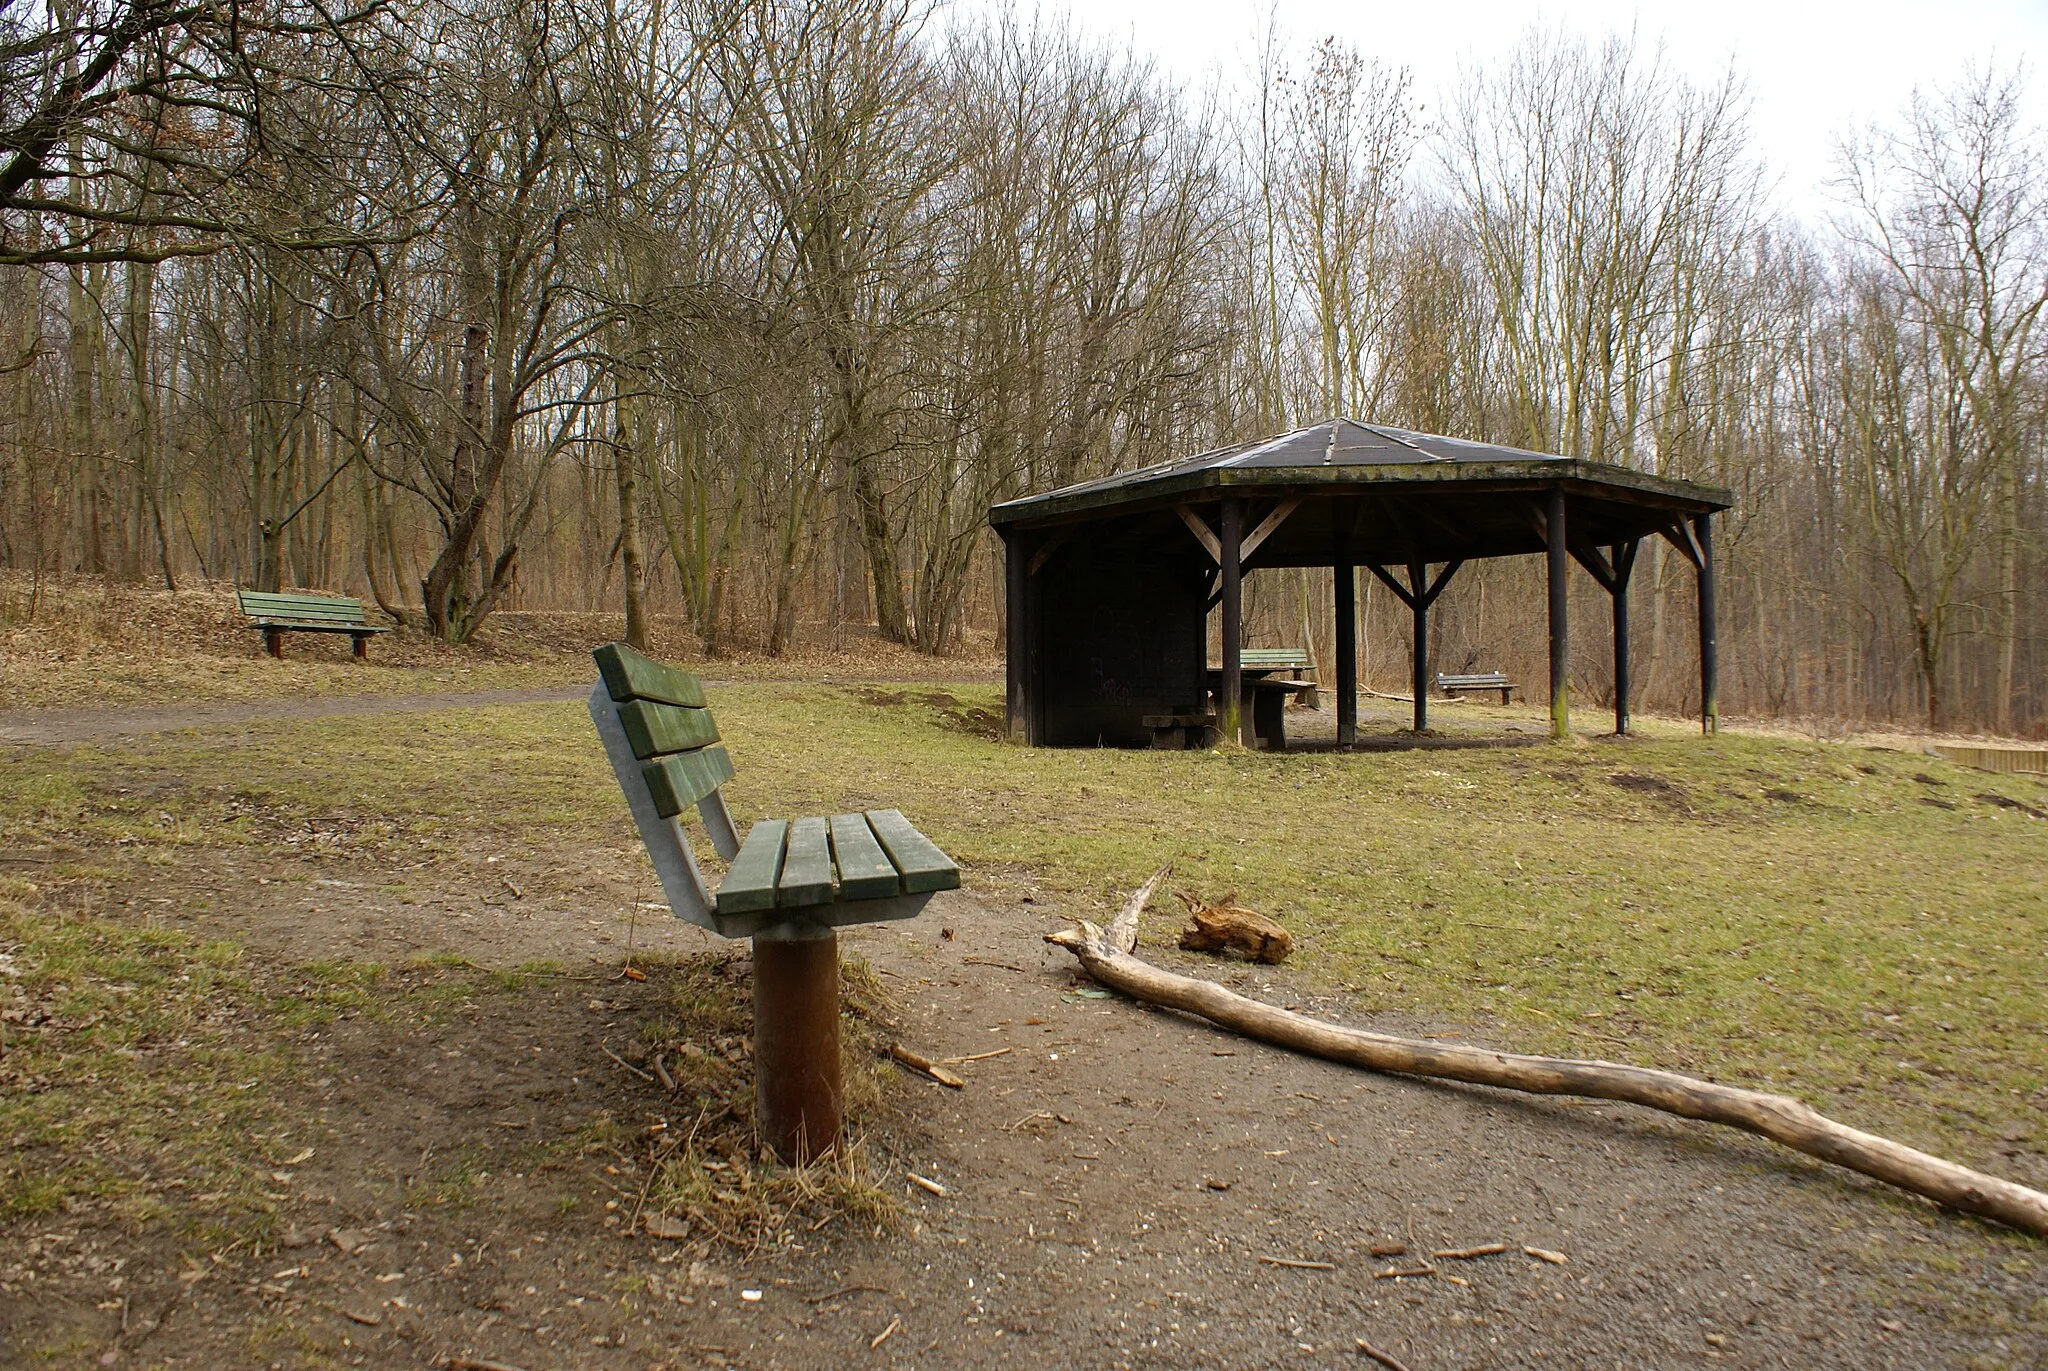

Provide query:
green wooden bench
left=236, top=589, right=392, bottom=660
left=587, top=642, right=960, bottom=1162
left=1437, top=670, right=1516, bottom=705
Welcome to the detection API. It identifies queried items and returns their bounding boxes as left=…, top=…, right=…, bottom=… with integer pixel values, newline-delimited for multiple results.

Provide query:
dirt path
left=0, top=686, right=597, bottom=746
left=2, top=718, right=2042, bottom=1369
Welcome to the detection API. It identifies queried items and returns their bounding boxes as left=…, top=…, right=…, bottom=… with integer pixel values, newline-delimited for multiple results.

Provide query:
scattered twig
left=804, top=1285, right=892, bottom=1304
left=501, top=878, right=522, bottom=899
left=1523, top=1245, right=1569, bottom=1265
left=1371, top=1263, right=1438, bottom=1280
left=651, top=1054, right=676, bottom=1093
left=600, top=1044, right=655, bottom=1082
left=1355, top=1338, right=1416, bottom=1371
left=888, top=1044, right=965, bottom=1088
left=961, top=956, right=1032, bottom=973
left=342, top=1308, right=382, bottom=1326
left=907, top=1173, right=948, bottom=1197
left=449, top=1359, right=533, bottom=1371
left=870, top=1316, right=902, bottom=1349
left=938, top=1047, right=1013, bottom=1064
left=1432, top=1242, right=1508, bottom=1260
left=1258, top=1255, right=1336, bottom=1271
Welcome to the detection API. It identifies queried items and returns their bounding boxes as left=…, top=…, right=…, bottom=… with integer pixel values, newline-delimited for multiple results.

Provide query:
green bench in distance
left=1436, top=670, right=1516, bottom=705
left=586, top=641, right=960, bottom=1162
left=236, top=589, right=392, bottom=660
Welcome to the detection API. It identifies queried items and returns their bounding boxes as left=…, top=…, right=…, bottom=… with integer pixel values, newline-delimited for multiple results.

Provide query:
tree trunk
left=615, top=401, right=648, bottom=650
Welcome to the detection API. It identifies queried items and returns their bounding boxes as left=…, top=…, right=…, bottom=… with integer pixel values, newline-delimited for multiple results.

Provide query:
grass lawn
left=4, top=680, right=2044, bottom=1199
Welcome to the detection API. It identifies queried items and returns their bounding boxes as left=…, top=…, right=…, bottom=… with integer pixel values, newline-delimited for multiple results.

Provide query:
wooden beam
left=1238, top=496, right=1303, bottom=565
left=1335, top=555, right=1357, bottom=747
left=1696, top=514, right=1718, bottom=735
left=1027, top=530, right=1070, bottom=576
left=1220, top=499, right=1244, bottom=746
left=1547, top=487, right=1570, bottom=740
left=1421, top=559, right=1464, bottom=609
left=1365, top=562, right=1418, bottom=610
left=1612, top=539, right=1639, bottom=736
left=1660, top=519, right=1704, bottom=571
left=1408, top=557, right=1429, bottom=733
left=1176, top=504, right=1222, bottom=564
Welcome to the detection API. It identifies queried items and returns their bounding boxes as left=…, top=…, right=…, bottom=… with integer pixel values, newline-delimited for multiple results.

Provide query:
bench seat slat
left=864, top=809, right=959, bottom=894
left=618, top=699, right=720, bottom=758
left=830, top=813, right=902, bottom=901
left=778, top=817, right=836, bottom=906
left=642, top=745, right=735, bottom=818
left=595, top=642, right=706, bottom=708
left=714, top=819, right=787, bottom=916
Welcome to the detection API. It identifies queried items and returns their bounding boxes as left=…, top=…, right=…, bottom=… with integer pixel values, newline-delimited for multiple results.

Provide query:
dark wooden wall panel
left=1037, top=526, right=1207, bottom=747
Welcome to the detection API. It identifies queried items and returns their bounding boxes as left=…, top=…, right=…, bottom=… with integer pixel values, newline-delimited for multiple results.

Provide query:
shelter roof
left=990, top=418, right=1731, bottom=525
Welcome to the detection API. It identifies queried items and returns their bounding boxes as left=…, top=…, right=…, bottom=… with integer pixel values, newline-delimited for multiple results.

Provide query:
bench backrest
left=588, top=642, right=742, bottom=931
left=1438, top=672, right=1510, bottom=685
left=237, top=589, right=369, bottom=624
left=1239, top=648, right=1312, bottom=668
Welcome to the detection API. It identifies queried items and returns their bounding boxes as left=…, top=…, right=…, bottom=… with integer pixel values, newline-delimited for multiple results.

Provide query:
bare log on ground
left=1046, top=867, right=2048, bottom=1240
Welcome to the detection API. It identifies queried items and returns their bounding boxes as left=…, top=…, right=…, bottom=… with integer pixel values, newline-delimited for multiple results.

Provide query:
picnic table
left=1209, top=648, right=1317, bottom=750
left=586, top=642, right=959, bottom=1163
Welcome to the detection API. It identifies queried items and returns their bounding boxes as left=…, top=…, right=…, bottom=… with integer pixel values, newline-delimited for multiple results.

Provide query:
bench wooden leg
left=352, top=633, right=368, bottom=661
left=263, top=628, right=283, bottom=659
left=752, top=924, right=842, bottom=1165
left=1251, top=689, right=1286, bottom=750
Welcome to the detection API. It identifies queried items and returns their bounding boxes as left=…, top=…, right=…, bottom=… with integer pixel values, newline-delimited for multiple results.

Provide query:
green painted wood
left=829, top=813, right=901, bottom=901
left=1239, top=648, right=1311, bottom=668
left=237, top=590, right=370, bottom=623
left=777, top=817, right=836, bottom=907
left=714, top=819, right=787, bottom=916
left=594, top=641, right=706, bottom=708
left=617, top=698, right=720, bottom=759
left=641, top=744, right=734, bottom=818
left=863, top=809, right=959, bottom=894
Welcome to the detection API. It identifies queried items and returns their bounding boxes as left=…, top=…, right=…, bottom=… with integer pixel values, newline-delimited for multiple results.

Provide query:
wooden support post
left=1546, top=488, right=1569, bottom=740
left=1695, top=513, right=1718, bottom=735
left=1220, top=498, right=1244, bottom=746
left=1408, top=556, right=1429, bottom=733
left=264, top=627, right=283, bottom=659
left=752, top=923, right=842, bottom=1166
left=1611, top=540, right=1638, bottom=736
left=1003, top=530, right=1030, bottom=743
left=1334, top=558, right=1357, bottom=747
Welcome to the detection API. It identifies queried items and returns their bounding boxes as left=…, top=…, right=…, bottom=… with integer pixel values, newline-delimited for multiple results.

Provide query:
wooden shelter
left=989, top=418, right=1734, bottom=748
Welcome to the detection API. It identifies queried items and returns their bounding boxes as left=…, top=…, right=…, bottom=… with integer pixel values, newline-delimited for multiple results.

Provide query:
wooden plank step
left=642, top=745, right=735, bottom=817
left=864, top=809, right=959, bottom=894
left=715, top=819, right=787, bottom=916
left=778, top=817, right=836, bottom=907
left=594, top=642, right=706, bottom=708
left=617, top=699, right=720, bottom=758
left=830, top=813, right=901, bottom=901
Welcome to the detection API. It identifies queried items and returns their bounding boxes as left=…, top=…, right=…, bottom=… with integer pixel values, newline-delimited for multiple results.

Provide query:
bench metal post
left=1219, top=499, right=1244, bottom=746
left=1546, top=488, right=1570, bottom=740
left=1334, top=557, right=1357, bottom=746
left=752, top=922, right=842, bottom=1165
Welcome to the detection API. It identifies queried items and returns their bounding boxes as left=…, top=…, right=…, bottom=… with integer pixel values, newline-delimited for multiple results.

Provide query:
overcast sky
left=953, top=0, right=2048, bottom=221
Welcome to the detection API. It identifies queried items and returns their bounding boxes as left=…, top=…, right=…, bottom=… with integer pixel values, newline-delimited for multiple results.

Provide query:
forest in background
left=1, top=0, right=2044, bottom=734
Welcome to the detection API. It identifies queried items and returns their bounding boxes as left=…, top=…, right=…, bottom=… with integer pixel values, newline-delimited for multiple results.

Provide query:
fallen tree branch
left=1045, top=867, right=2048, bottom=1240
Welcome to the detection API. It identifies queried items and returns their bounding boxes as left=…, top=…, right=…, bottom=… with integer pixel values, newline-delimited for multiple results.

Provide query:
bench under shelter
left=988, top=418, right=1734, bottom=748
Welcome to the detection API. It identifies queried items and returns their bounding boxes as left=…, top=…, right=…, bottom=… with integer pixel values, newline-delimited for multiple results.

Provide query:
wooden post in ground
left=1546, top=487, right=1570, bottom=740
left=1612, top=540, right=1639, bottom=736
left=1334, top=556, right=1357, bottom=746
left=1695, top=513, right=1718, bottom=735
left=1220, top=499, right=1244, bottom=746
left=1407, top=556, right=1429, bottom=733
left=752, top=923, right=842, bottom=1165
left=1003, top=529, right=1031, bottom=743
